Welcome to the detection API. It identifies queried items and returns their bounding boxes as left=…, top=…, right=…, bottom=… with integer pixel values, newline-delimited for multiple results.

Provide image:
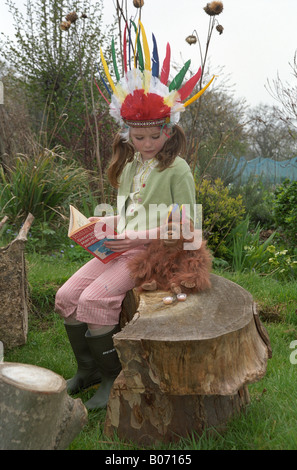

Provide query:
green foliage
left=264, top=245, right=297, bottom=281
left=0, top=147, right=90, bottom=224
left=230, top=179, right=275, bottom=229
left=225, top=216, right=275, bottom=273
left=196, top=178, right=245, bottom=257
left=274, top=179, right=297, bottom=246
left=221, top=216, right=297, bottom=281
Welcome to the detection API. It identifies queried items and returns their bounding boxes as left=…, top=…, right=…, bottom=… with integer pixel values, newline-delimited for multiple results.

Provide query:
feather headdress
left=97, top=22, right=215, bottom=137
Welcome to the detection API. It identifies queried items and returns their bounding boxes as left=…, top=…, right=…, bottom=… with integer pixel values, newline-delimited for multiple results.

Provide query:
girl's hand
left=103, top=232, right=147, bottom=252
left=104, top=226, right=161, bottom=252
left=88, top=217, right=101, bottom=223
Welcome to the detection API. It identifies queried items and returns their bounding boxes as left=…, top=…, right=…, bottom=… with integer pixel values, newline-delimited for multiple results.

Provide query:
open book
left=68, top=205, right=124, bottom=264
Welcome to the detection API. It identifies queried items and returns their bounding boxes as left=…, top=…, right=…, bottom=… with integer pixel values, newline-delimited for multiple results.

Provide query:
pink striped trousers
left=55, top=247, right=145, bottom=326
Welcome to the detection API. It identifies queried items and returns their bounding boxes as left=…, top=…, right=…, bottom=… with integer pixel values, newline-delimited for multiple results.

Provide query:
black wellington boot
left=84, top=325, right=121, bottom=410
left=64, top=322, right=102, bottom=394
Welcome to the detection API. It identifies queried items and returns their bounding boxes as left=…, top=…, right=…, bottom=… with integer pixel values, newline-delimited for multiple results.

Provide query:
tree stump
left=104, top=274, right=271, bottom=445
left=0, top=214, right=34, bottom=350
left=0, top=362, right=88, bottom=450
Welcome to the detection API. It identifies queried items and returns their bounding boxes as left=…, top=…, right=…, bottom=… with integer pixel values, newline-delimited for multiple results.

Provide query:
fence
left=231, top=156, right=297, bottom=184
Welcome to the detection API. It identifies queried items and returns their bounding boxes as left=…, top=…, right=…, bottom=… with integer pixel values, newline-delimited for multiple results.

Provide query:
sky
left=0, top=0, right=296, bottom=109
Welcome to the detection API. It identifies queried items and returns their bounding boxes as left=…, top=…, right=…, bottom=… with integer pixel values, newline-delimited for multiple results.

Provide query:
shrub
left=196, top=178, right=245, bottom=257
left=264, top=245, right=297, bottom=280
left=0, top=147, right=90, bottom=225
left=230, top=179, right=275, bottom=230
left=273, top=179, right=297, bottom=246
left=225, top=216, right=276, bottom=272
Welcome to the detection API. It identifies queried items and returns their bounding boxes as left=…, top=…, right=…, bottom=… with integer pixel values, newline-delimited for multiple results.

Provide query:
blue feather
left=96, top=64, right=112, bottom=97
left=152, top=33, right=159, bottom=78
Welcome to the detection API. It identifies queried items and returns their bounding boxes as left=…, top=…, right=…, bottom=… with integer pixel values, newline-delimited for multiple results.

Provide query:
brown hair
left=107, top=125, right=187, bottom=188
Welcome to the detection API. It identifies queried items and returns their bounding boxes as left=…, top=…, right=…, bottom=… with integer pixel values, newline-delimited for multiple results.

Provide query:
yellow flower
left=266, top=245, right=276, bottom=253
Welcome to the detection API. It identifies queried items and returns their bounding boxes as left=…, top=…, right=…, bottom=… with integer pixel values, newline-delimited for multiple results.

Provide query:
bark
left=0, top=214, right=34, bottom=349
left=0, top=362, right=88, bottom=450
left=104, top=274, right=271, bottom=445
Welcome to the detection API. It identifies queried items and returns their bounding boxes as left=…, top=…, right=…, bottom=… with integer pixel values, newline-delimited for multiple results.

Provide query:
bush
left=230, top=179, right=275, bottom=230
left=196, top=178, right=245, bottom=257
left=0, top=147, right=90, bottom=225
left=225, top=216, right=275, bottom=273
left=273, top=179, right=297, bottom=246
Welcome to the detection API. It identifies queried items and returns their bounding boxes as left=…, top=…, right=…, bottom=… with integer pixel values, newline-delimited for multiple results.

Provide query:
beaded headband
left=96, top=21, right=214, bottom=137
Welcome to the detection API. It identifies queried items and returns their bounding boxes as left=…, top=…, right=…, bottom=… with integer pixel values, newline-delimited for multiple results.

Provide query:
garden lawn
left=4, top=253, right=297, bottom=450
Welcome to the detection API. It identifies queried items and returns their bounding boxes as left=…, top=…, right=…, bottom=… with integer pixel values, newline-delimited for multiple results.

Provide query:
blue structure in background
left=231, top=156, right=297, bottom=184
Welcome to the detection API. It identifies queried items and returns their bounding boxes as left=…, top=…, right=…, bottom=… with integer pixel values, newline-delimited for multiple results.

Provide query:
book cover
left=68, top=205, right=124, bottom=264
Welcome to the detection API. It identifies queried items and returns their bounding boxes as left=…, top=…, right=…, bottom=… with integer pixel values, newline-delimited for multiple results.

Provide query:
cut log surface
left=0, top=362, right=88, bottom=450
left=105, top=274, right=271, bottom=444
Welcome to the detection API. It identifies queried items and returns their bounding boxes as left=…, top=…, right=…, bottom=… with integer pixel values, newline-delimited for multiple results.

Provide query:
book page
left=68, top=205, right=90, bottom=236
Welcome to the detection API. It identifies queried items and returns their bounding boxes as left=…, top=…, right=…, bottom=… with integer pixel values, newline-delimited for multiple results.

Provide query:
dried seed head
left=216, top=24, right=224, bottom=34
left=204, top=1, right=224, bottom=16
left=133, top=0, right=144, bottom=7
left=60, top=20, right=71, bottom=31
left=186, top=35, right=197, bottom=45
left=65, top=11, right=78, bottom=23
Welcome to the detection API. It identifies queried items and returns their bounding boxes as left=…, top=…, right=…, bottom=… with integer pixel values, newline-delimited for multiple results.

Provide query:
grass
left=4, top=253, right=297, bottom=450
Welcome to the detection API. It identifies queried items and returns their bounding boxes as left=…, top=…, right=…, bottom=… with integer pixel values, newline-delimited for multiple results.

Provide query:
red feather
left=123, top=24, right=128, bottom=74
left=160, top=43, right=171, bottom=85
left=177, top=67, right=202, bottom=101
left=121, top=90, right=171, bottom=121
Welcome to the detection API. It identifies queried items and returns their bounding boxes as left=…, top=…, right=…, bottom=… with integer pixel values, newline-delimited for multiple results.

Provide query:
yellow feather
left=139, top=21, right=151, bottom=71
left=164, top=90, right=179, bottom=108
left=183, top=75, right=216, bottom=108
left=143, top=70, right=152, bottom=94
left=115, top=83, right=128, bottom=103
left=100, top=47, right=116, bottom=94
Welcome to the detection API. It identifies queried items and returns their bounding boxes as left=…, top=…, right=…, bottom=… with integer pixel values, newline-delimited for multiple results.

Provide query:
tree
left=246, top=104, right=297, bottom=161
left=0, top=0, right=117, bottom=197
left=181, top=85, right=250, bottom=184
left=266, top=51, right=297, bottom=145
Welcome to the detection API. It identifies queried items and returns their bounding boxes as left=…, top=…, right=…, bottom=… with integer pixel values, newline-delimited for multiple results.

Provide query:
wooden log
left=104, top=274, right=271, bottom=445
left=0, top=362, right=88, bottom=450
left=120, top=288, right=140, bottom=329
left=0, top=213, right=34, bottom=349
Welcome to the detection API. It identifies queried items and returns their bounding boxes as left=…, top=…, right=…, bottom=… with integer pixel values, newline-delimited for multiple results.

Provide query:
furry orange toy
left=128, top=221, right=212, bottom=295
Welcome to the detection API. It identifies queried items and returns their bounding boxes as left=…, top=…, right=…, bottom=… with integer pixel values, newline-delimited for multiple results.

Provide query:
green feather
left=111, top=38, right=120, bottom=82
left=169, top=60, right=191, bottom=92
left=131, top=21, right=144, bottom=72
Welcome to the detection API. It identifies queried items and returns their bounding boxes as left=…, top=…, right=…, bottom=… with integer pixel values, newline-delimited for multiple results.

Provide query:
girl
left=55, top=24, right=213, bottom=410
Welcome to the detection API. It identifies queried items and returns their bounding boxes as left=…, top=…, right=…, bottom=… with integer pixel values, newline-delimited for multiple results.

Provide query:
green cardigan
left=116, top=155, right=196, bottom=233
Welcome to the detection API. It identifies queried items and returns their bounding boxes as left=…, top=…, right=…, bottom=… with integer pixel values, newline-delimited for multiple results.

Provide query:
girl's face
left=130, top=126, right=169, bottom=161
